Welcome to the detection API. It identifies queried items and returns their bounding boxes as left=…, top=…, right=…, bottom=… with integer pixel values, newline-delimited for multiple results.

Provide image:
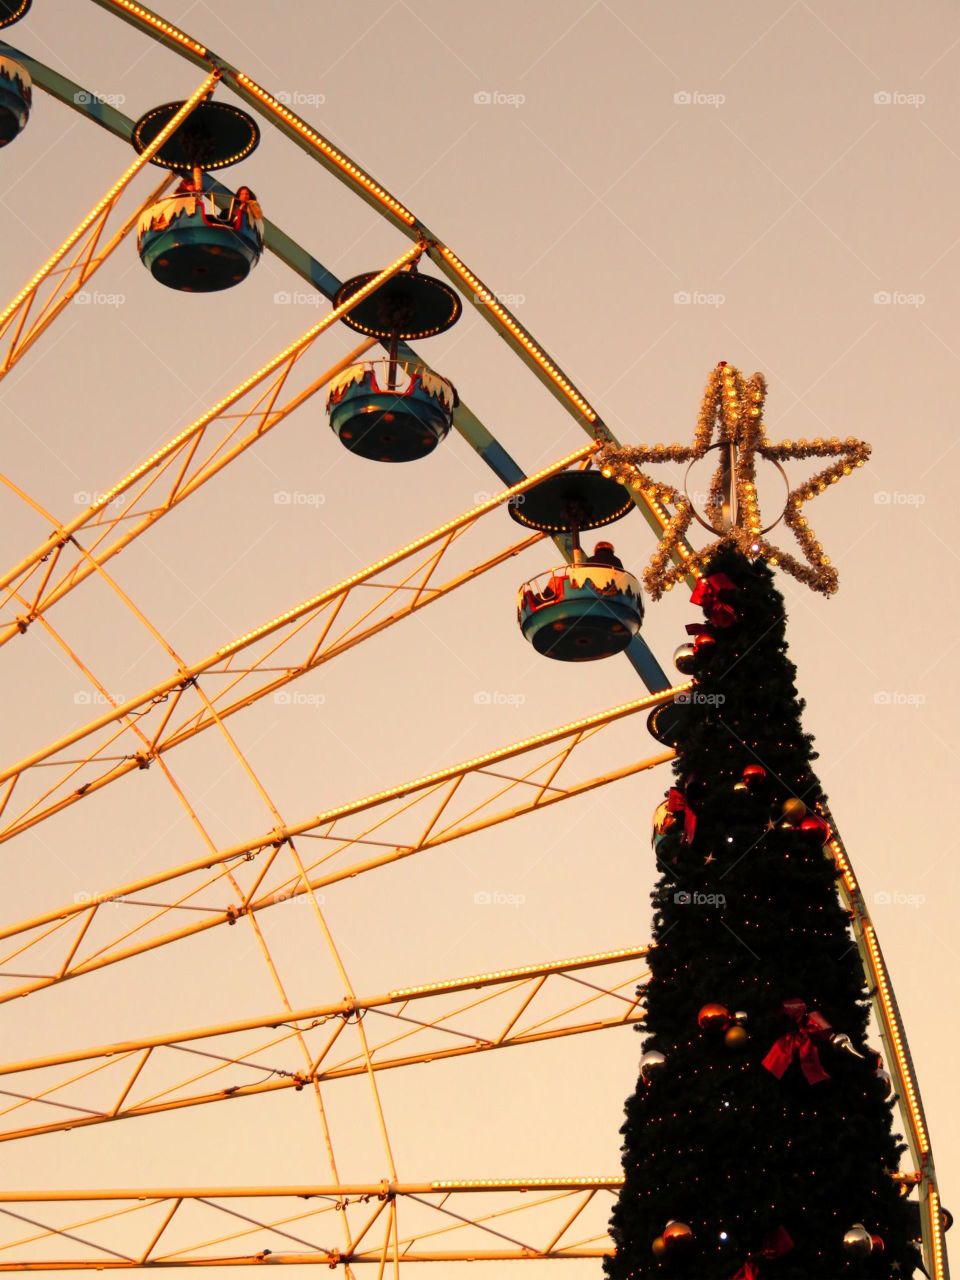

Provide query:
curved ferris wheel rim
left=0, top=2, right=948, bottom=1276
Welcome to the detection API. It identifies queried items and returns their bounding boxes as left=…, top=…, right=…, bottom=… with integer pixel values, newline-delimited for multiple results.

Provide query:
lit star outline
left=598, top=363, right=871, bottom=598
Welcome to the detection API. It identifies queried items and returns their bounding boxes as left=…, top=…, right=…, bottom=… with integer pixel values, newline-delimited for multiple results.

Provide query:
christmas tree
left=597, top=365, right=922, bottom=1279
left=605, top=549, right=917, bottom=1279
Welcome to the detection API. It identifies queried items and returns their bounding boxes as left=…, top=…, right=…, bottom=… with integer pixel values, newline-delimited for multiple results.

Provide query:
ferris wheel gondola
left=510, top=469, right=643, bottom=662
left=0, top=0, right=31, bottom=146
left=132, top=98, right=263, bottom=292
left=327, top=265, right=461, bottom=462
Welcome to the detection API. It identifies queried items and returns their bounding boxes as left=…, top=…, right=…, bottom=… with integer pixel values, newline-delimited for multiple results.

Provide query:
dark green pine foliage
left=607, top=547, right=916, bottom=1280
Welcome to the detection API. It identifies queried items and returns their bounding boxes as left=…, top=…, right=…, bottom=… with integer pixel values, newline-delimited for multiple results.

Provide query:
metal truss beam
left=0, top=243, right=427, bottom=641
left=0, top=1178, right=621, bottom=1269
left=0, top=70, right=215, bottom=371
left=0, top=172, right=173, bottom=376
left=0, top=690, right=678, bottom=1005
left=0, top=445, right=615, bottom=842
left=0, top=947, right=648, bottom=1142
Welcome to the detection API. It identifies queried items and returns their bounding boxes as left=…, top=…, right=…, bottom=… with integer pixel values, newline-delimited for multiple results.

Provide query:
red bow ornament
left=666, top=786, right=697, bottom=843
left=731, top=1227, right=794, bottom=1280
left=690, top=573, right=738, bottom=627
left=762, top=999, right=831, bottom=1085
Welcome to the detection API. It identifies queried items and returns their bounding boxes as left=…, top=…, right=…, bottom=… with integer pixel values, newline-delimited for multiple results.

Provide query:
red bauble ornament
left=693, top=632, right=716, bottom=657
left=742, top=764, right=768, bottom=785
left=651, top=1236, right=667, bottom=1258
left=663, top=1222, right=694, bottom=1251
left=698, top=1003, right=731, bottom=1031
left=871, top=1235, right=885, bottom=1255
left=799, top=815, right=830, bottom=844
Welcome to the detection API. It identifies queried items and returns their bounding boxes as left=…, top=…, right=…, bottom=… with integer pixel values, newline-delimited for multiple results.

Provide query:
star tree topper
left=597, top=362, right=871, bottom=598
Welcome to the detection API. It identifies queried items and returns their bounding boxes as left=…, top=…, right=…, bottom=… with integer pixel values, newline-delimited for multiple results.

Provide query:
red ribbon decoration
left=731, top=1227, right=794, bottom=1280
left=690, top=573, right=738, bottom=627
left=762, top=999, right=831, bottom=1085
left=666, top=786, right=696, bottom=843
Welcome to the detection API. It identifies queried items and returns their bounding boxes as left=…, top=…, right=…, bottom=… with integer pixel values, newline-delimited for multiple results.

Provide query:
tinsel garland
left=597, top=363, right=870, bottom=597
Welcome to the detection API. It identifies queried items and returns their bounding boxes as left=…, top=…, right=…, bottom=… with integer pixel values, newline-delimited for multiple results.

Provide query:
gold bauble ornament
left=781, top=797, right=807, bottom=824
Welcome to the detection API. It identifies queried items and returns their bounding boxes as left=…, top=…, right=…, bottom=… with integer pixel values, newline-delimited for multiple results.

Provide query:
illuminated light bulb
left=111, top=0, right=209, bottom=53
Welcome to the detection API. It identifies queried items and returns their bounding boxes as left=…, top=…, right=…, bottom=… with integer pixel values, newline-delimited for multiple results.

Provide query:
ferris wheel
left=0, top=2, right=949, bottom=1276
